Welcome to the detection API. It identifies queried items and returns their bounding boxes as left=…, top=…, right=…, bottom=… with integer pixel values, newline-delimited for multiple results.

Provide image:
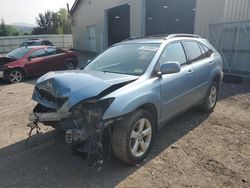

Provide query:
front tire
left=199, top=82, right=218, bottom=112
left=5, top=69, right=24, bottom=84
left=112, top=109, right=155, bottom=165
left=65, top=61, right=75, bottom=70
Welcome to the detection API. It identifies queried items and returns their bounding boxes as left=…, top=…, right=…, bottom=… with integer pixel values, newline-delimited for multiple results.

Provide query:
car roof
left=119, top=37, right=164, bottom=45
left=26, top=38, right=46, bottom=42
left=19, top=46, right=56, bottom=50
left=119, top=34, right=203, bottom=45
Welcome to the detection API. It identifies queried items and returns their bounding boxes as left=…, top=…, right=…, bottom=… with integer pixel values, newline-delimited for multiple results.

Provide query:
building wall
left=223, top=0, right=250, bottom=22
left=194, top=0, right=225, bottom=38
left=194, top=0, right=250, bottom=38
left=72, top=0, right=250, bottom=52
left=71, top=0, right=144, bottom=52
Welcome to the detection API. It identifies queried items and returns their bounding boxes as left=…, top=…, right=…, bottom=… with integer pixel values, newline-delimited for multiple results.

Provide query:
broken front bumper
left=29, top=112, right=71, bottom=122
left=29, top=111, right=89, bottom=143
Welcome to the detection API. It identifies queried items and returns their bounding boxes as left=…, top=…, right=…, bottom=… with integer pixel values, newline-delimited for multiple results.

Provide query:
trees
left=32, top=8, right=71, bottom=35
left=0, top=19, right=20, bottom=36
left=58, top=8, right=72, bottom=34
left=32, top=11, right=58, bottom=34
left=0, top=19, right=7, bottom=36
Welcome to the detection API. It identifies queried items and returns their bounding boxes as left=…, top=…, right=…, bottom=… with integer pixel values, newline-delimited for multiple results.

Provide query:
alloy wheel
left=208, top=85, right=217, bottom=108
left=66, top=62, right=75, bottom=70
left=129, top=118, right=152, bottom=158
left=9, top=70, right=23, bottom=83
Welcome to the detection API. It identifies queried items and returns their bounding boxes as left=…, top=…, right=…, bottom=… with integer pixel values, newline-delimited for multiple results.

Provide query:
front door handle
left=209, top=62, right=215, bottom=66
left=187, top=70, right=194, bottom=76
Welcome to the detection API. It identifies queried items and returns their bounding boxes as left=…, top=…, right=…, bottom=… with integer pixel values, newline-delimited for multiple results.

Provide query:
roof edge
left=70, top=0, right=82, bottom=15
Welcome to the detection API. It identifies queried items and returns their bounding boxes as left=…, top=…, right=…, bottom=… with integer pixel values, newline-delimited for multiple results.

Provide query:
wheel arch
left=212, top=74, right=222, bottom=90
left=4, top=67, right=26, bottom=78
left=103, top=92, right=161, bottom=126
left=65, top=58, right=78, bottom=66
left=137, top=103, right=158, bottom=130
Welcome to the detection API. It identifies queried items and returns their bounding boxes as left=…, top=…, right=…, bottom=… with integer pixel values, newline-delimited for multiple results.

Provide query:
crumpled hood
left=33, top=70, right=139, bottom=109
left=0, top=56, right=18, bottom=67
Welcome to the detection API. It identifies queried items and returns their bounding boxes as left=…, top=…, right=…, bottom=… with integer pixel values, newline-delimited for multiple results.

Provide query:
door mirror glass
left=159, top=61, right=181, bottom=75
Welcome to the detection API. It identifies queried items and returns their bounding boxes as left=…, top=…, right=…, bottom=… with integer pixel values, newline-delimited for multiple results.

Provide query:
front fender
left=103, top=78, right=161, bottom=121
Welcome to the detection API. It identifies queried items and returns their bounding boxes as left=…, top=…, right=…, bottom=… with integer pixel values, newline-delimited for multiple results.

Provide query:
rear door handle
left=187, top=70, right=194, bottom=76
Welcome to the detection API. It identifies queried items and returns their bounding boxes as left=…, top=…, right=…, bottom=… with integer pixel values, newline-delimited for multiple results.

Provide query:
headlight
left=71, top=98, right=115, bottom=129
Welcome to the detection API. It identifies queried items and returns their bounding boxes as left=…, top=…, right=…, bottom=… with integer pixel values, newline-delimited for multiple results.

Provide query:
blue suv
left=29, top=34, right=223, bottom=165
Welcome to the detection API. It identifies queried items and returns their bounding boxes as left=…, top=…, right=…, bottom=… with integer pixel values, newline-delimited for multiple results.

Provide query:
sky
left=0, top=0, right=75, bottom=25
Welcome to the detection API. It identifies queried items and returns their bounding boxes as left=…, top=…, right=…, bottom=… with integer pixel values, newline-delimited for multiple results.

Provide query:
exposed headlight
left=71, top=98, right=115, bottom=129
left=36, top=87, right=68, bottom=107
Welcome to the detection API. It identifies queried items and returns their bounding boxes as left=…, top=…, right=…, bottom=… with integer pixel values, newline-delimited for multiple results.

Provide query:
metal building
left=70, top=0, right=250, bottom=76
left=70, top=0, right=250, bottom=53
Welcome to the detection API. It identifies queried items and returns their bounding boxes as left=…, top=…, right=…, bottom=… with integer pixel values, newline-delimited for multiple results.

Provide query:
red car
left=0, top=46, right=78, bottom=83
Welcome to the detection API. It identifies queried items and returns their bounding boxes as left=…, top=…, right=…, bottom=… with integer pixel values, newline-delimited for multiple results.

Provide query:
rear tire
left=5, top=69, right=24, bottom=84
left=112, top=109, right=155, bottom=165
left=199, top=82, right=218, bottom=112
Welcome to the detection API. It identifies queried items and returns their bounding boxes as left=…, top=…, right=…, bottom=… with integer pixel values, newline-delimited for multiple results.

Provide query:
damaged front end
left=66, top=97, right=115, bottom=143
left=27, top=70, right=137, bottom=166
left=29, top=97, right=115, bottom=167
left=29, top=88, right=115, bottom=145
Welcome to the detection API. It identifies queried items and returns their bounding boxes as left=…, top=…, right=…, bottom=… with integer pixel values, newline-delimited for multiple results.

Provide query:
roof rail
left=147, top=34, right=169, bottom=38
left=123, top=37, right=145, bottom=41
left=166, top=34, right=201, bottom=39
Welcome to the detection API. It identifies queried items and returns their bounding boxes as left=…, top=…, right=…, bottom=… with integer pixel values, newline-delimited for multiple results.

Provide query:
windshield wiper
left=101, top=70, right=133, bottom=75
left=102, top=70, right=115, bottom=74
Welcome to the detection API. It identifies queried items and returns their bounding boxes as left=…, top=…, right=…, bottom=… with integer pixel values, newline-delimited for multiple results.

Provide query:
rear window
left=42, top=41, right=53, bottom=46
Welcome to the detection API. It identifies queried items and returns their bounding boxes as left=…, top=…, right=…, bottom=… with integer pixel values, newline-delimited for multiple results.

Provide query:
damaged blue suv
left=29, top=34, right=223, bottom=165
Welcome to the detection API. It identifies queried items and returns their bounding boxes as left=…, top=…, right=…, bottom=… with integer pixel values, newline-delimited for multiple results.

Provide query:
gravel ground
left=0, top=78, right=249, bottom=188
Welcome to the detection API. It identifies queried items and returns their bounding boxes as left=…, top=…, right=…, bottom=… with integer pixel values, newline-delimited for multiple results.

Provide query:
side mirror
left=28, top=56, right=33, bottom=61
left=159, top=61, right=181, bottom=75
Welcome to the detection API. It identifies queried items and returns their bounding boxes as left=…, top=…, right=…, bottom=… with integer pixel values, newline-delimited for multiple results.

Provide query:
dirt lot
left=0, top=78, right=249, bottom=188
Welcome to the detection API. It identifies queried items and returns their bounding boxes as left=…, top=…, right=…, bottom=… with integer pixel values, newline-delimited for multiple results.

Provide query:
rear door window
left=198, top=43, right=209, bottom=59
left=184, top=41, right=203, bottom=62
left=158, top=42, right=187, bottom=66
left=200, top=43, right=213, bottom=57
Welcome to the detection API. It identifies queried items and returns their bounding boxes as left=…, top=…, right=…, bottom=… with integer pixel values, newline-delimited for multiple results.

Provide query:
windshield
left=25, top=42, right=39, bottom=46
left=85, top=43, right=160, bottom=76
left=7, top=48, right=32, bottom=59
